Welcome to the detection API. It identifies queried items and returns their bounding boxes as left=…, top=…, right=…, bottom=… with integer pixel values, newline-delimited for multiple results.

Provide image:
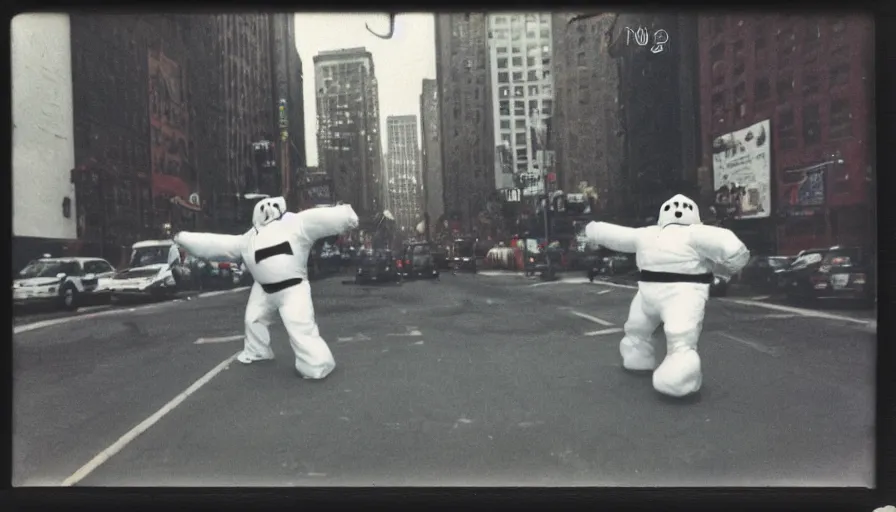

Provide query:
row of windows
left=497, top=84, right=552, bottom=98
left=498, top=99, right=553, bottom=116
left=495, top=43, right=552, bottom=57
left=489, top=27, right=551, bottom=40
left=491, top=14, right=549, bottom=26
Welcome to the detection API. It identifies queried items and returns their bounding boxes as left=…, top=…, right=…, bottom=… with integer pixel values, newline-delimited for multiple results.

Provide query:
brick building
left=419, top=79, right=444, bottom=238
left=434, top=13, right=495, bottom=235
left=59, top=14, right=299, bottom=268
left=551, top=12, right=624, bottom=215
left=697, top=14, right=874, bottom=255
left=313, top=47, right=383, bottom=220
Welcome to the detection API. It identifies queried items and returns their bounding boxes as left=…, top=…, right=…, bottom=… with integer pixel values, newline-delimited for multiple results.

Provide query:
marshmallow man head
left=657, top=194, right=701, bottom=228
left=252, top=196, right=287, bottom=229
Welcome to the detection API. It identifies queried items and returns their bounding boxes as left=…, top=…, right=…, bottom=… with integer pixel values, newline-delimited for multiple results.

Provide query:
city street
left=13, top=272, right=875, bottom=487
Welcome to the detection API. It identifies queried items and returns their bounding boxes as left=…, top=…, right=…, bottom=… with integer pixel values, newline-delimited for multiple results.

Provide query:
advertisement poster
left=779, top=163, right=827, bottom=217
left=711, top=119, right=771, bottom=220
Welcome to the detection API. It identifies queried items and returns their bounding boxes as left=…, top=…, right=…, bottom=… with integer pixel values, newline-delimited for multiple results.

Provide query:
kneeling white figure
left=174, top=197, right=359, bottom=379
left=584, top=194, right=749, bottom=397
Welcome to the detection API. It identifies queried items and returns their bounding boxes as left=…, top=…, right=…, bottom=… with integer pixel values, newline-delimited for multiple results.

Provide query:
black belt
left=638, top=270, right=713, bottom=284
left=260, top=277, right=303, bottom=293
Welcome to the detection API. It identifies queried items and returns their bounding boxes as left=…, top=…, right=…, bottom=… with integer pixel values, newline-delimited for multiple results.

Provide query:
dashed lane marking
left=717, top=331, right=778, bottom=356
left=61, top=351, right=241, bottom=486
left=194, top=334, right=243, bottom=345
left=567, top=309, right=615, bottom=327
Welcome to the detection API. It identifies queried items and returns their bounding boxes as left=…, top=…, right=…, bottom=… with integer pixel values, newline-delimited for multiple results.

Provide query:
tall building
left=419, top=79, right=444, bottom=237
left=313, top=47, right=383, bottom=220
left=608, top=14, right=702, bottom=223
left=551, top=13, right=624, bottom=216
left=434, top=13, right=494, bottom=235
left=286, top=15, right=307, bottom=206
left=698, top=14, right=873, bottom=255
left=486, top=12, right=555, bottom=197
left=384, top=115, right=421, bottom=232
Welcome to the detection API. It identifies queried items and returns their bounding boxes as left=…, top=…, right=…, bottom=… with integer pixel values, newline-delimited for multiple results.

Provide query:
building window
left=514, top=100, right=525, bottom=115
left=576, top=52, right=588, bottom=67
left=804, top=20, right=822, bottom=51
left=512, top=56, right=523, bottom=66
left=543, top=99, right=553, bottom=115
left=512, top=71, right=523, bottom=81
left=498, top=71, right=509, bottom=83
left=830, top=42, right=850, bottom=61
left=528, top=99, right=538, bottom=112
left=516, top=148, right=527, bottom=160
left=831, top=20, right=847, bottom=35
left=802, top=103, right=821, bottom=146
left=528, top=85, right=539, bottom=95
left=527, top=56, right=536, bottom=66
left=499, top=85, right=510, bottom=98
left=501, top=133, right=511, bottom=145
left=500, top=119, right=510, bottom=130
left=802, top=72, right=820, bottom=96
left=829, top=97, right=853, bottom=139
left=499, top=100, right=510, bottom=115
left=514, top=86, right=525, bottom=97
left=711, top=91, right=726, bottom=118
left=776, top=74, right=794, bottom=98
left=497, top=45, right=508, bottom=54
left=710, top=43, right=725, bottom=63
left=734, top=82, right=746, bottom=118
left=495, top=16, right=507, bottom=25
left=755, top=77, right=771, bottom=101
left=515, top=132, right=527, bottom=145
left=515, top=119, right=526, bottom=129
left=777, top=26, right=796, bottom=63
left=497, top=57, right=508, bottom=69
left=830, top=63, right=850, bottom=87
left=778, top=108, right=796, bottom=150
left=473, top=110, right=481, bottom=125
left=732, top=40, right=745, bottom=76
left=754, top=36, right=768, bottom=64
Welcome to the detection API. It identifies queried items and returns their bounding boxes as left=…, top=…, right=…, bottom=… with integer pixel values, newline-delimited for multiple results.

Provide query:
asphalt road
left=13, top=272, right=876, bottom=487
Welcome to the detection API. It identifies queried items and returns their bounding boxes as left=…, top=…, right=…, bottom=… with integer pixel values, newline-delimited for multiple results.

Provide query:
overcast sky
left=293, top=13, right=436, bottom=167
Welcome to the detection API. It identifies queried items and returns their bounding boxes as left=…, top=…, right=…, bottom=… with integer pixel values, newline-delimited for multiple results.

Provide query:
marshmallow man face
left=658, top=194, right=701, bottom=227
left=252, top=196, right=287, bottom=228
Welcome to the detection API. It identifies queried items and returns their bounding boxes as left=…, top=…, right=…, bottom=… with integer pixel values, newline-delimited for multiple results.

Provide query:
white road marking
left=760, top=314, right=798, bottom=319
left=584, top=327, right=625, bottom=337
left=14, top=287, right=252, bottom=335
left=196, top=286, right=250, bottom=298
left=388, top=326, right=423, bottom=337
left=194, top=334, right=243, bottom=345
left=411, top=340, right=424, bottom=346
left=720, top=298, right=874, bottom=325
left=591, top=280, right=638, bottom=290
left=336, top=333, right=372, bottom=343
left=717, top=331, right=777, bottom=356
left=595, top=289, right=613, bottom=295
left=61, top=351, right=241, bottom=486
left=478, top=270, right=524, bottom=277
left=749, top=295, right=772, bottom=301
left=568, top=310, right=615, bottom=326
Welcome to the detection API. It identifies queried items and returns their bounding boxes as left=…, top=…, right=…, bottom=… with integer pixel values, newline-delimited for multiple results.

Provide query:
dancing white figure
left=585, top=194, right=749, bottom=397
left=173, top=197, right=359, bottom=379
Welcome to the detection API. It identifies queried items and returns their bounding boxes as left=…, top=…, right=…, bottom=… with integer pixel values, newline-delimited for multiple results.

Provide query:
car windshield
left=130, top=246, right=171, bottom=268
left=411, top=245, right=430, bottom=256
left=18, top=260, right=67, bottom=278
left=454, top=241, right=474, bottom=256
left=768, top=257, right=792, bottom=269
left=789, top=252, right=823, bottom=270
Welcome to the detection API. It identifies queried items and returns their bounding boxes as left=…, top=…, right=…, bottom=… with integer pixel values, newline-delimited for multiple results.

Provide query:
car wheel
left=60, top=284, right=79, bottom=311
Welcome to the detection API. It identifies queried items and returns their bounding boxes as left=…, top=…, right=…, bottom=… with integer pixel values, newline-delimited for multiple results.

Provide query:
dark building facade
left=434, top=13, right=495, bottom=235
left=607, top=13, right=702, bottom=224
left=313, top=47, right=383, bottom=220
left=68, top=14, right=288, bottom=265
left=286, top=15, right=307, bottom=207
left=698, top=14, right=874, bottom=255
left=551, top=12, right=624, bottom=215
left=420, top=78, right=444, bottom=238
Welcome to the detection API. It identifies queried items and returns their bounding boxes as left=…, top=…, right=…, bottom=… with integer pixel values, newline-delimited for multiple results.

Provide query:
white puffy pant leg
left=653, top=287, right=707, bottom=397
left=278, top=280, right=336, bottom=379
left=620, top=291, right=661, bottom=371
left=239, top=282, right=277, bottom=364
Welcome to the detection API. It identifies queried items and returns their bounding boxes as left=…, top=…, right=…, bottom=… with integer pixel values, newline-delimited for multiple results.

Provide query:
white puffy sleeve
left=173, top=231, right=245, bottom=261
left=688, top=224, right=751, bottom=276
left=286, top=204, right=360, bottom=244
left=585, top=221, right=641, bottom=254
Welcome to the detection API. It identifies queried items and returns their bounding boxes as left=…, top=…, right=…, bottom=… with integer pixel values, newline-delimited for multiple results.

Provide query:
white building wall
left=486, top=13, right=554, bottom=197
left=11, top=13, right=77, bottom=240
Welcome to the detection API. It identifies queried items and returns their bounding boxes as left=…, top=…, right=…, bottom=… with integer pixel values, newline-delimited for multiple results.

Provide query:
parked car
left=13, top=256, right=116, bottom=311
left=107, top=239, right=183, bottom=301
left=450, top=237, right=478, bottom=273
left=740, top=255, right=795, bottom=292
left=400, top=242, right=440, bottom=279
left=776, top=246, right=874, bottom=305
left=355, top=249, right=401, bottom=284
left=587, top=251, right=637, bottom=281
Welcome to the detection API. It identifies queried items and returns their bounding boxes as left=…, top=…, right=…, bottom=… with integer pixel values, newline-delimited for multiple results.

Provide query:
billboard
left=779, top=163, right=828, bottom=218
left=711, top=119, right=771, bottom=219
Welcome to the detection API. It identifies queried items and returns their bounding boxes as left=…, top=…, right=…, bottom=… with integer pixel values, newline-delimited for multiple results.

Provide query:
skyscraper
left=313, top=47, right=383, bottom=219
left=384, top=115, right=421, bottom=233
left=486, top=13, right=555, bottom=197
left=434, top=13, right=494, bottom=235
left=419, top=78, right=443, bottom=238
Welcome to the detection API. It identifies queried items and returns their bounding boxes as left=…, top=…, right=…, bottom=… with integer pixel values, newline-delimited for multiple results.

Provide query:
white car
left=13, top=257, right=116, bottom=311
left=107, top=239, right=183, bottom=301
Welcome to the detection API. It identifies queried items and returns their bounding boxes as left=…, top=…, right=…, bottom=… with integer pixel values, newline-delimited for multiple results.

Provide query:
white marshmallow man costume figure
left=585, top=194, right=750, bottom=397
left=174, top=197, right=359, bottom=379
